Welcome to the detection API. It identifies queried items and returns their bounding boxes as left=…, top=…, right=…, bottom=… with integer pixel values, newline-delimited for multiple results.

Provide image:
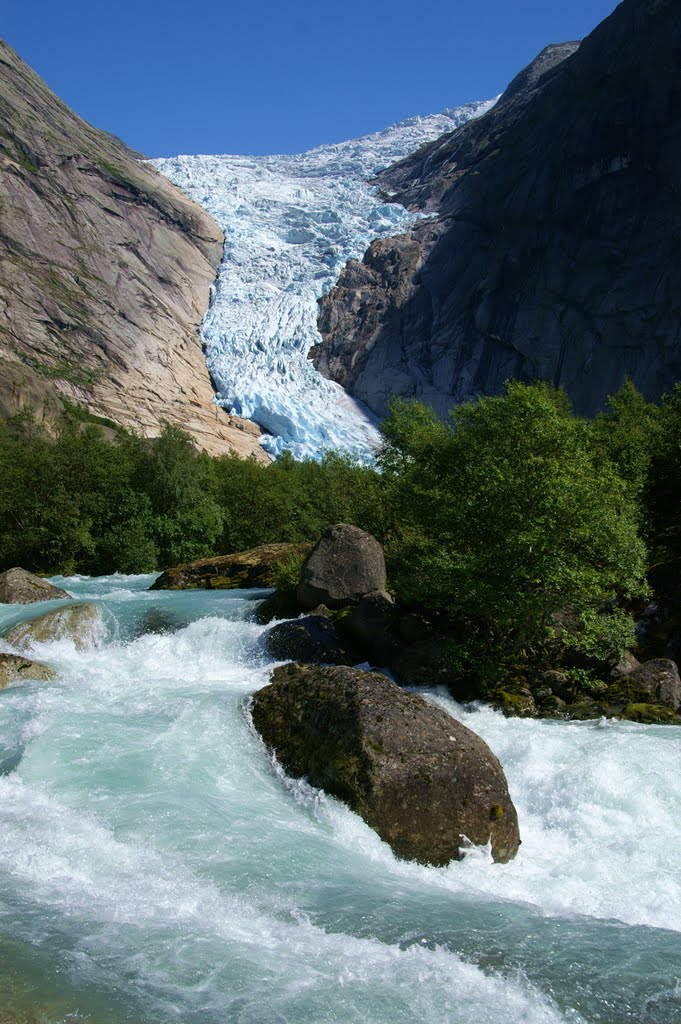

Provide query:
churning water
left=0, top=575, right=679, bottom=1023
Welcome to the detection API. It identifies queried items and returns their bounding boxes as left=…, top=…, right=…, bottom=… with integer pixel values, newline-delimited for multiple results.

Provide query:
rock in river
left=0, top=568, right=70, bottom=605
left=252, top=663, right=520, bottom=865
left=0, top=653, right=55, bottom=688
left=297, top=525, right=386, bottom=610
left=4, top=603, right=100, bottom=651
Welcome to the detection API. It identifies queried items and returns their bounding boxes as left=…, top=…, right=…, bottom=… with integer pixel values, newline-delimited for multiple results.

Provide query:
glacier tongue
left=153, top=100, right=494, bottom=460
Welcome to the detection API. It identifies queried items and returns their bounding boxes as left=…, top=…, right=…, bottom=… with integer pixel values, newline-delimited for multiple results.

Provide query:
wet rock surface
left=252, top=663, right=521, bottom=865
left=0, top=653, right=55, bottom=688
left=4, top=603, right=99, bottom=651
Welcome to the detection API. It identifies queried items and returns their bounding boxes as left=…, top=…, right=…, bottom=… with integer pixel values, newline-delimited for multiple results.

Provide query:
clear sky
left=3, top=0, right=621, bottom=158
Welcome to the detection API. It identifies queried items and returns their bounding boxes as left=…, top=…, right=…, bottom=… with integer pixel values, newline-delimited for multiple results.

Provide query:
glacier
left=154, top=100, right=495, bottom=460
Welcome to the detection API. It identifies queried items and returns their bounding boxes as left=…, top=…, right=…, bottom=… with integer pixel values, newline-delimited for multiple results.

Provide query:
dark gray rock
left=345, top=591, right=396, bottom=649
left=297, top=525, right=386, bottom=610
left=0, top=568, right=69, bottom=605
left=265, top=616, right=354, bottom=666
left=389, top=638, right=455, bottom=688
left=252, top=663, right=520, bottom=865
left=314, top=0, right=681, bottom=418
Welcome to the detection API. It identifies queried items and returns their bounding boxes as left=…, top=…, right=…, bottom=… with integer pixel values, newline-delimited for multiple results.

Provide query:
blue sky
left=3, top=0, right=620, bottom=157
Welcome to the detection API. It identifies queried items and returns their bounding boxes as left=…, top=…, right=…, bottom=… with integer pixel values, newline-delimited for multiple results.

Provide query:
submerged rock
left=0, top=568, right=69, bottom=605
left=297, top=525, right=386, bottom=610
left=0, top=653, right=55, bottom=688
left=252, top=663, right=520, bottom=865
left=4, top=603, right=100, bottom=651
left=151, top=542, right=311, bottom=591
left=265, top=616, right=354, bottom=666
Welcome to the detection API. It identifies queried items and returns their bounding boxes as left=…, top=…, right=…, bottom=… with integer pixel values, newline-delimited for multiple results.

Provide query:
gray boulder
left=0, top=653, right=55, bottom=688
left=344, top=591, right=396, bottom=649
left=618, top=659, right=681, bottom=711
left=0, top=568, right=69, bottom=605
left=4, top=603, right=100, bottom=651
left=297, top=524, right=386, bottom=610
left=265, top=616, right=354, bottom=666
left=252, top=663, right=520, bottom=865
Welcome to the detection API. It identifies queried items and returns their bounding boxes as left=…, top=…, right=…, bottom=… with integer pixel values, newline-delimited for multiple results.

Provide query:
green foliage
left=271, top=552, right=306, bottom=593
left=593, top=378, right=660, bottom=500
left=379, top=381, right=648, bottom=675
left=563, top=668, right=608, bottom=696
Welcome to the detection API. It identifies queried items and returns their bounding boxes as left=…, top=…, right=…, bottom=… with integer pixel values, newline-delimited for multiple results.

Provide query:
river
left=0, top=574, right=679, bottom=1023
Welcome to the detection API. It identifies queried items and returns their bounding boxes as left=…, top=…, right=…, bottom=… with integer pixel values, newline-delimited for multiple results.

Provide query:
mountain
left=0, top=40, right=264, bottom=459
left=154, top=100, right=494, bottom=459
left=312, top=0, right=681, bottom=419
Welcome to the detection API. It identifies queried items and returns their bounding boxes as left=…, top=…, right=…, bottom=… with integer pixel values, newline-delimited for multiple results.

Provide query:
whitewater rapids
left=153, top=102, right=494, bottom=460
left=0, top=575, right=679, bottom=1023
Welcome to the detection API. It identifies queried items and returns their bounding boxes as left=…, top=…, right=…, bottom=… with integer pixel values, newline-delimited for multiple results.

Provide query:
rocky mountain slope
left=0, top=40, right=265, bottom=459
left=313, top=0, right=681, bottom=418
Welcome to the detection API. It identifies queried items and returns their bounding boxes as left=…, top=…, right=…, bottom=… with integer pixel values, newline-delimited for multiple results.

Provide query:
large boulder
left=265, top=616, right=354, bottom=665
left=0, top=568, right=69, bottom=605
left=610, top=658, right=681, bottom=711
left=0, top=653, right=55, bottom=688
left=252, top=663, right=520, bottom=865
left=4, top=603, right=100, bottom=651
left=151, top=542, right=311, bottom=591
left=297, top=525, right=386, bottom=611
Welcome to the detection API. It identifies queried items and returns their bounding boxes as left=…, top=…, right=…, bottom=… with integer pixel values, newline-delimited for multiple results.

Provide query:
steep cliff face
left=0, top=40, right=265, bottom=459
left=314, top=0, right=681, bottom=418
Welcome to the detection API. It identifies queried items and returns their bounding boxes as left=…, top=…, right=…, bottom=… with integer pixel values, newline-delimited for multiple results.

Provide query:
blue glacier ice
left=154, top=100, right=495, bottom=460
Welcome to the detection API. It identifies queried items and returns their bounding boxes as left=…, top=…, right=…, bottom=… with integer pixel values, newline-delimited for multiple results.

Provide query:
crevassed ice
left=154, top=100, right=495, bottom=460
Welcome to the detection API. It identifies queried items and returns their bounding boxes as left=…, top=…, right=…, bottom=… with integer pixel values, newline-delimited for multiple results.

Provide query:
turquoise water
left=0, top=574, right=679, bottom=1023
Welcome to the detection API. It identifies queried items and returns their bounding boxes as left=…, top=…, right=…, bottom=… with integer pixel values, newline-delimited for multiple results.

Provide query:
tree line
left=1, top=379, right=679, bottom=678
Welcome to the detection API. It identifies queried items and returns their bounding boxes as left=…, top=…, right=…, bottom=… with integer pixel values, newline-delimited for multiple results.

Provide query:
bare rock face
left=297, top=525, right=386, bottom=610
left=151, top=542, right=311, bottom=591
left=0, top=652, right=55, bottom=688
left=0, top=39, right=266, bottom=460
left=4, top=603, right=100, bottom=651
left=0, top=568, right=69, bottom=604
left=314, top=0, right=681, bottom=417
left=252, top=663, right=520, bottom=865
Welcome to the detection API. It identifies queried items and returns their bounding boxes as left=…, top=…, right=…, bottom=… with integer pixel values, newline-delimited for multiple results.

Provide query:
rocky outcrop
left=151, top=542, right=311, bottom=590
left=0, top=567, right=69, bottom=604
left=252, top=663, right=520, bottom=864
left=297, top=525, right=386, bottom=610
left=314, top=0, right=681, bottom=417
left=265, top=616, right=354, bottom=665
left=0, top=39, right=266, bottom=460
left=0, top=652, right=55, bottom=687
left=4, top=603, right=99, bottom=650
left=609, top=658, right=681, bottom=712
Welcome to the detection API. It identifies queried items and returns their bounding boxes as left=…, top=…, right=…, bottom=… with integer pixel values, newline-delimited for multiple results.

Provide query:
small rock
left=0, top=653, right=55, bottom=688
left=608, top=651, right=641, bottom=681
left=265, top=616, right=354, bottom=665
left=297, top=524, right=386, bottom=610
left=621, top=659, right=681, bottom=711
left=4, top=603, right=100, bottom=651
left=493, top=689, right=537, bottom=718
left=252, top=663, right=520, bottom=865
left=0, top=568, right=70, bottom=605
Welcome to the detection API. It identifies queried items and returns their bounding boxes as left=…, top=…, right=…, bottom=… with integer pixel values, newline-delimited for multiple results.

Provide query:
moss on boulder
left=151, top=543, right=312, bottom=591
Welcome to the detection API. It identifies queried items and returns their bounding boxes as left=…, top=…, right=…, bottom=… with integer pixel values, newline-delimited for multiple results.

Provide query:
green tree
left=379, top=382, right=648, bottom=672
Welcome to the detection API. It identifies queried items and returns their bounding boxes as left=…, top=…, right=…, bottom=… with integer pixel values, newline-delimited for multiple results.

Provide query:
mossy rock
left=491, top=688, right=536, bottom=718
left=151, top=543, right=312, bottom=591
left=621, top=702, right=680, bottom=724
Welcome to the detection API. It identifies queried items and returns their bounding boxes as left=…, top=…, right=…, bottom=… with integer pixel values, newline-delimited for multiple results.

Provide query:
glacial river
left=0, top=574, right=679, bottom=1023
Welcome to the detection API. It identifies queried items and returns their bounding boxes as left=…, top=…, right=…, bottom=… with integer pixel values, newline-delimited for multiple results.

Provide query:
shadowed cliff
left=314, top=0, right=681, bottom=418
